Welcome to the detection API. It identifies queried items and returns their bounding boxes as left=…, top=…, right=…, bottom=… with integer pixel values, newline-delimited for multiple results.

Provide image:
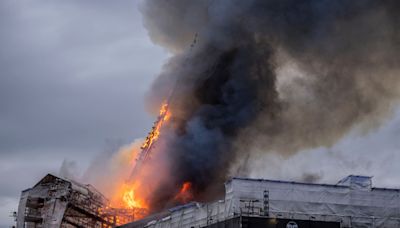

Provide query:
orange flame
left=174, top=182, right=194, bottom=203
left=123, top=189, right=141, bottom=209
left=140, top=102, right=170, bottom=150
left=111, top=102, right=172, bottom=221
left=111, top=182, right=149, bottom=220
left=117, top=184, right=148, bottom=208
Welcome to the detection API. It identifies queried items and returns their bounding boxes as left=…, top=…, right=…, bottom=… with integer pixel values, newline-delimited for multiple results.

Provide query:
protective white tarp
left=127, top=176, right=400, bottom=228
left=228, top=176, right=400, bottom=228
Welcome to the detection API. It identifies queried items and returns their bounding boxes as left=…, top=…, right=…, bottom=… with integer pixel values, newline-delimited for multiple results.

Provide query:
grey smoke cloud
left=140, top=0, right=400, bottom=209
left=248, top=109, right=400, bottom=188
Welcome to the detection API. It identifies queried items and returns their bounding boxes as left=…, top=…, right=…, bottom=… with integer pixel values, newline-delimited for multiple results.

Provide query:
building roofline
left=227, top=176, right=400, bottom=191
left=22, top=188, right=32, bottom=193
left=33, top=173, right=68, bottom=188
left=227, top=177, right=347, bottom=188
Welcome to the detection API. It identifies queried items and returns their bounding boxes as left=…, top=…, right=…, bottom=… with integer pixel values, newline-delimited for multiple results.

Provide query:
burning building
left=16, top=174, right=400, bottom=227
left=15, top=0, right=400, bottom=227
left=16, top=174, right=140, bottom=227
left=119, top=175, right=400, bottom=228
left=38, top=0, right=400, bottom=222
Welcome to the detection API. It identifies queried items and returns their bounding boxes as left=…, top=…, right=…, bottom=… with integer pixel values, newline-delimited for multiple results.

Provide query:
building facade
left=16, top=174, right=133, bottom=228
left=121, top=175, right=400, bottom=228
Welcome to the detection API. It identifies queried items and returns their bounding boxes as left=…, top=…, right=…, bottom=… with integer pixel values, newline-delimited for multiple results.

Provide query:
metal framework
left=16, top=174, right=134, bottom=228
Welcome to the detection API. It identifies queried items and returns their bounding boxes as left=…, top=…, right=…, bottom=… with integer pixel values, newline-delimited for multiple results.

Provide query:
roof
left=228, top=175, right=400, bottom=192
left=227, top=176, right=347, bottom=188
left=31, top=173, right=108, bottom=198
left=33, top=173, right=68, bottom=188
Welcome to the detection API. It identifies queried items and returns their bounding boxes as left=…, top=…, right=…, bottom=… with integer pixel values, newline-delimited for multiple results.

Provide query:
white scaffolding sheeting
left=122, top=175, right=400, bottom=228
left=228, top=176, right=400, bottom=227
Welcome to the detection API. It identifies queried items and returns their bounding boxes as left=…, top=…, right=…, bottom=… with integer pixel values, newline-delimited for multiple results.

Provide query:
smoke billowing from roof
left=141, top=0, right=400, bottom=210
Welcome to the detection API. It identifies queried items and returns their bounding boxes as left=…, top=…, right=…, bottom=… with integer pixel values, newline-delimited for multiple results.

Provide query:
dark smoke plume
left=140, top=0, right=400, bottom=210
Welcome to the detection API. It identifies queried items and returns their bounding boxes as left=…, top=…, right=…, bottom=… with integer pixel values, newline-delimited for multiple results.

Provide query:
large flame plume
left=108, top=101, right=194, bottom=220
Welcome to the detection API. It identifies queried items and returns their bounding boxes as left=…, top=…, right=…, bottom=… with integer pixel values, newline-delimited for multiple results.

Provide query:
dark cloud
left=0, top=0, right=166, bottom=225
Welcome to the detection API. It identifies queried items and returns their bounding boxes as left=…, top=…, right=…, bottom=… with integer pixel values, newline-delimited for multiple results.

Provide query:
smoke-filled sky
left=0, top=1, right=167, bottom=226
left=140, top=0, right=400, bottom=209
left=1, top=0, right=400, bottom=226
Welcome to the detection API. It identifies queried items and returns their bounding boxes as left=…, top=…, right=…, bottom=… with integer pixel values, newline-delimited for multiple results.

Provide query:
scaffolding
left=16, top=174, right=134, bottom=228
left=120, top=175, right=400, bottom=228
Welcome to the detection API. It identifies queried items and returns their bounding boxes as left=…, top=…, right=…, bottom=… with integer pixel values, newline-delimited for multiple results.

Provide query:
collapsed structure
left=120, top=175, right=400, bottom=228
left=16, top=174, right=139, bottom=228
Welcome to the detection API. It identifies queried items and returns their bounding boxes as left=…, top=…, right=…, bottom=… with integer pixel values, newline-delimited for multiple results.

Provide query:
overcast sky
left=0, top=1, right=167, bottom=226
left=1, top=1, right=400, bottom=227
